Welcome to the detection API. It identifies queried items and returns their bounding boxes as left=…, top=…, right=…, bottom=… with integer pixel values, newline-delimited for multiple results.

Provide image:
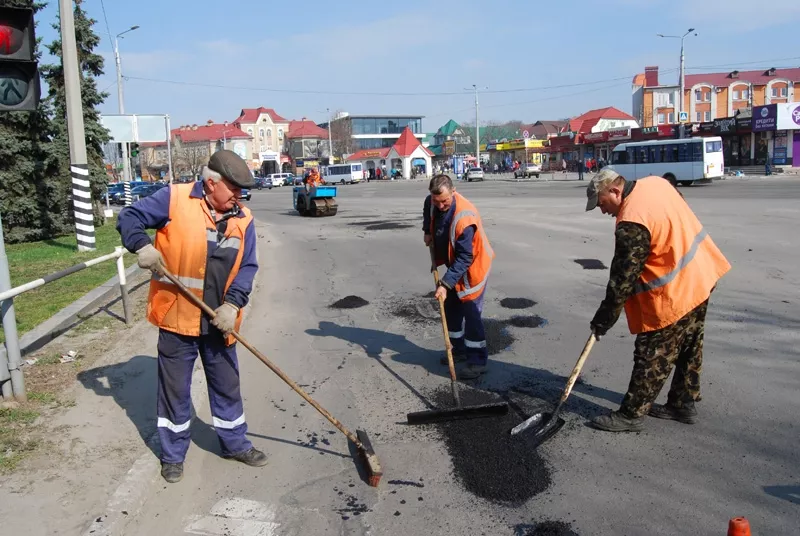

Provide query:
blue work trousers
left=157, top=329, right=252, bottom=464
left=444, top=288, right=488, bottom=366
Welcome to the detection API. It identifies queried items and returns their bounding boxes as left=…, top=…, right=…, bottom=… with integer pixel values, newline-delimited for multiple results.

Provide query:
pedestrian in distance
left=422, top=174, right=495, bottom=380
left=584, top=169, right=731, bottom=432
left=117, top=150, right=267, bottom=483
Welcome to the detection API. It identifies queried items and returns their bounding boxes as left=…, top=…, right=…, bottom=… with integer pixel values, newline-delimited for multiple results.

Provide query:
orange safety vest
left=431, top=192, right=495, bottom=301
left=147, top=183, right=254, bottom=346
left=616, top=177, right=730, bottom=334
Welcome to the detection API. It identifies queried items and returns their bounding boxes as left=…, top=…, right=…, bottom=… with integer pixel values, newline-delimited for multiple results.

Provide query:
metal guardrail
left=0, top=245, right=133, bottom=402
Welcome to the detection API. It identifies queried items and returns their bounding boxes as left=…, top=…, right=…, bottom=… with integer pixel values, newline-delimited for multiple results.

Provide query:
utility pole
left=466, top=84, right=488, bottom=168
left=59, top=0, right=95, bottom=251
left=658, top=28, right=696, bottom=120
left=327, top=108, right=334, bottom=165
left=113, top=26, right=139, bottom=183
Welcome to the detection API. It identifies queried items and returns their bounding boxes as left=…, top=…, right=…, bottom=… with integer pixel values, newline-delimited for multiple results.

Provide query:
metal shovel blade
left=510, top=411, right=565, bottom=447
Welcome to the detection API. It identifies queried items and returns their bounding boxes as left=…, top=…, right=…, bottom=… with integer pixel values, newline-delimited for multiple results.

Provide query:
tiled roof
left=392, top=127, right=424, bottom=157
left=436, top=119, right=461, bottom=136
left=173, top=124, right=251, bottom=143
left=567, top=107, right=636, bottom=133
left=684, top=67, right=800, bottom=87
left=233, top=107, right=288, bottom=125
left=346, top=148, right=391, bottom=161
left=286, top=120, right=328, bottom=139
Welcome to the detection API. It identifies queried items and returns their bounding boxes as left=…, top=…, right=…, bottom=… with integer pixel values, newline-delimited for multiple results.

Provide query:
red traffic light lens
left=0, top=20, right=25, bottom=56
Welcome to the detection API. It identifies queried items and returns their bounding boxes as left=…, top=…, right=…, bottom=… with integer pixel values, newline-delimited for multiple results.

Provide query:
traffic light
left=0, top=6, right=41, bottom=112
left=130, top=143, right=140, bottom=157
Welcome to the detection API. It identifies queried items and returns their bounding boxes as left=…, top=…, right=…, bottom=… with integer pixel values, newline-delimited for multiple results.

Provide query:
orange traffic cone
left=728, top=517, right=751, bottom=536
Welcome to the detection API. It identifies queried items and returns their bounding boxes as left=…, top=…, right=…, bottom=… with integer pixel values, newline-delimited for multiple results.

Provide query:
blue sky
left=35, top=0, right=800, bottom=132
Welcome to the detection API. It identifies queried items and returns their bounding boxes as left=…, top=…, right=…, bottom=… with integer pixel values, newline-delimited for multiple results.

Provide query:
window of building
left=742, top=89, right=749, bottom=99
left=278, top=128, right=284, bottom=140
left=733, top=90, right=740, bottom=100
left=266, top=128, right=272, bottom=139
left=247, top=128, right=253, bottom=137
left=694, top=89, right=701, bottom=101
left=696, top=112, right=703, bottom=122
left=259, top=128, right=265, bottom=138
left=657, top=113, right=665, bottom=125
left=668, top=112, right=675, bottom=124
left=260, top=145, right=265, bottom=152
left=704, top=111, right=711, bottom=122
left=668, top=93, right=675, bottom=105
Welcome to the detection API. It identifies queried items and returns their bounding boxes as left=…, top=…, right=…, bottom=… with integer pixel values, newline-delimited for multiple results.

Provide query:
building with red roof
left=285, top=119, right=331, bottom=172
left=632, top=65, right=800, bottom=127
left=231, top=107, right=291, bottom=174
left=347, top=127, right=432, bottom=179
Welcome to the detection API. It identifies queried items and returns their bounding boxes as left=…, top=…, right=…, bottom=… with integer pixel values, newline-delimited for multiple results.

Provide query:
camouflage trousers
left=619, top=299, right=709, bottom=418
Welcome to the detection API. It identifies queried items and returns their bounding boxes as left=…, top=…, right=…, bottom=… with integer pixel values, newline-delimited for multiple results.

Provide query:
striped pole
left=71, top=164, right=96, bottom=251
left=123, top=181, right=132, bottom=206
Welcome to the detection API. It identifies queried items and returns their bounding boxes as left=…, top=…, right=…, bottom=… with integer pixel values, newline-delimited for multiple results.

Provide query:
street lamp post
left=114, top=25, right=140, bottom=182
left=657, top=28, right=697, bottom=121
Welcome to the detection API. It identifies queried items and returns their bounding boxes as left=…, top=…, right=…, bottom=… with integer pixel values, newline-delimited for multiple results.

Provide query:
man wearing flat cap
left=117, top=150, right=265, bottom=483
left=584, top=169, right=730, bottom=433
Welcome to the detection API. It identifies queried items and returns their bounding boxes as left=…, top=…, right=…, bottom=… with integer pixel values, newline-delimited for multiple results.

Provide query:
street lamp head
left=130, top=25, right=140, bottom=31
left=688, top=27, right=695, bottom=32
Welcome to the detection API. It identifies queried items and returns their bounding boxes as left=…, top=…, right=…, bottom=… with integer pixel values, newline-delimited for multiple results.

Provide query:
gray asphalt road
left=123, top=176, right=800, bottom=536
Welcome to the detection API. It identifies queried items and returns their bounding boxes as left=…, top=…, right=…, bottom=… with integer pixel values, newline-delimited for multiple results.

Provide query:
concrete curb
left=0, top=263, right=143, bottom=363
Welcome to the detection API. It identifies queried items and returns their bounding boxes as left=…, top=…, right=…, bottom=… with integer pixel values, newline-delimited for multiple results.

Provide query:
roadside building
left=346, top=127, right=432, bottom=179
left=232, top=107, right=291, bottom=174
left=285, top=119, right=330, bottom=175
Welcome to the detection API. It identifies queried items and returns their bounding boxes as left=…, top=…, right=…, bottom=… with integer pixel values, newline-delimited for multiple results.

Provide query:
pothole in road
left=430, top=386, right=552, bottom=506
left=523, top=521, right=580, bottom=536
left=500, top=297, right=537, bottom=309
left=329, top=295, right=370, bottom=309
left=365, top=222, right=415, bottom=231
left=573, top=258, right=607, bottom=270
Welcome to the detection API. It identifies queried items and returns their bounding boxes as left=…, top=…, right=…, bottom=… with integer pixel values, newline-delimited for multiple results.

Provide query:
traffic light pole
left=59, top=0, right=96, bottom=251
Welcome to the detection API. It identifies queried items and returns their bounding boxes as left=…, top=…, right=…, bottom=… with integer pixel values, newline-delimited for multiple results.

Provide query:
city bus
left=607, top=136, right=724, bottom=185
left=324, top=163, right=363, bottom=185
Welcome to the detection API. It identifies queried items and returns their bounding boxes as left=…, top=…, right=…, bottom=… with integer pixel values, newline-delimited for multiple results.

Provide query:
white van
left=267, top=173, right=293, bottom=187
left=324, top=163, right=363, bottom=185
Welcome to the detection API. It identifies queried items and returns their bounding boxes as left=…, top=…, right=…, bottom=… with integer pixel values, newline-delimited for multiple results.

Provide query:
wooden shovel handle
left=160, top=270, right=363, bottom=449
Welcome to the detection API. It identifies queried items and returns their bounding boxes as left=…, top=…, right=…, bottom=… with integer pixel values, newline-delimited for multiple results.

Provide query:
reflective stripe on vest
left=151, top=273, right=205, bottom=290
left=633, top=228, right=709, bottom=295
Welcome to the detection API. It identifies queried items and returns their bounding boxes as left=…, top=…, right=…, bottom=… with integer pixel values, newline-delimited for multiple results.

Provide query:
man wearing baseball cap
left=117, top=150, right=265, bottom=483
left=584, top=169, right=730, bottom=432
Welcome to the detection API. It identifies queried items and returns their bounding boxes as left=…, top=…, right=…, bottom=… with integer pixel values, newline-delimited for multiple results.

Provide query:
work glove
left=136, top=244, right=166, bottom=275
left=590, top=324, right=606, bottom=341
left=211, top=302, right=239, bottom=335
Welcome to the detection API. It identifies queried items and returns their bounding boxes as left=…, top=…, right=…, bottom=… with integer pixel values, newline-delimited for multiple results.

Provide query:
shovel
left=406, top=245, right=508, bottom=425
left=510, top=333, right=596, bottom=445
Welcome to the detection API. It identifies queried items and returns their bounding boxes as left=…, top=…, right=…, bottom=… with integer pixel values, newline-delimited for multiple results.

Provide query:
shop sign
left=444, top=140, right=456, bottom=155
left=658, top=125, right=676, bottom=137
left=698, top=122, right=714, bottom=134
left=773, top=131, right=788, bottom=164
left=736, top=116, right=752, bottom=132
left=641, top=126, right=659, bottom=135
left=583, top=132, right=608, bottom=142
left=777, top=103, right=800, bottom=130
left=753, top=104, right=777, bottom=132
left=713, top=117, right=736, bottom=135
left=608, top=128, right=630, bottom=140
left=360, top=150, right=384, bottom=158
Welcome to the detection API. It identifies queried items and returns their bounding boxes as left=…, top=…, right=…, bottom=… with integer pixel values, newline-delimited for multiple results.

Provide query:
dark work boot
left=160, top=462, right=184, bottom=483
left=648, top=403, right=698, bottom=424
left=440, top=351, right=467, bottom=366
left=226, top=447, right=268, bottom=467
left=590, top=410, right=645, bottom=432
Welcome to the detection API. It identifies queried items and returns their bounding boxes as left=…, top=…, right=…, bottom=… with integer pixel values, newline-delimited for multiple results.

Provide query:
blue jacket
left=117, top=182, right=258, bottom=310
left=423, top=194, right=475, bottom=289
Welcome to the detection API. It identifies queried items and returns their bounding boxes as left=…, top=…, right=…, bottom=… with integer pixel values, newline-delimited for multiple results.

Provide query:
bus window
left=613, top=151, right=627, bottom=165
left=678, top=142, right=689, bottom=162
left=705, top=140, right=722, bottom=153
left=639, top=147, right=648, bottom=164
left=648, top=146, right=659, bottom=163
left=627, top=147, right=635, bottom=163
left=693, top=142, right=704, bottom=161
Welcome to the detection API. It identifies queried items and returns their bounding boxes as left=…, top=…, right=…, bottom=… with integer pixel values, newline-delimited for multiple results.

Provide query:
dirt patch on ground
left=329, top=296, right=370, bottom=309
left=484, top=319, right=515, bottom=356
left=523, top=521, right=580, bottom=536
left=573, top=258, right=607, bottom=270
left=431, top=386, right=551, bottom=506
left=500, top=297, right=537, bottom=309
left=389, top=299, right=438, bottom=326
left=507, top=315, right=548, bottom=329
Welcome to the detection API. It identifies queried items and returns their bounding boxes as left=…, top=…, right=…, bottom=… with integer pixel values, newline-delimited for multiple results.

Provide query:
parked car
left=514, top=163, right=541, bottom=179
left=267, top=173, right=294, bottom=187
left=239, top=188, right=251, bottom=201
left=130, top=184, right=161, bottom=202
left=254, top=177, right=270, bottom=190
left=465, top=167, right=484, bottom=182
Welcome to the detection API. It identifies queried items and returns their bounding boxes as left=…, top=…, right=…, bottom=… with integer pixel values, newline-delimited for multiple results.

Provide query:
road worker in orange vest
left=423, top=174, right=495, bottom=380
left=585, top=168, right=730, bottom=432
left=117, top=150, right=266, bottom=483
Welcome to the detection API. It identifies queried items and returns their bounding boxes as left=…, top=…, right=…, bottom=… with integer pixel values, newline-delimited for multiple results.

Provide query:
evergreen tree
left=0, top=0, right=64, bottom=243
left=41, top=0, right=110, bottom=228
